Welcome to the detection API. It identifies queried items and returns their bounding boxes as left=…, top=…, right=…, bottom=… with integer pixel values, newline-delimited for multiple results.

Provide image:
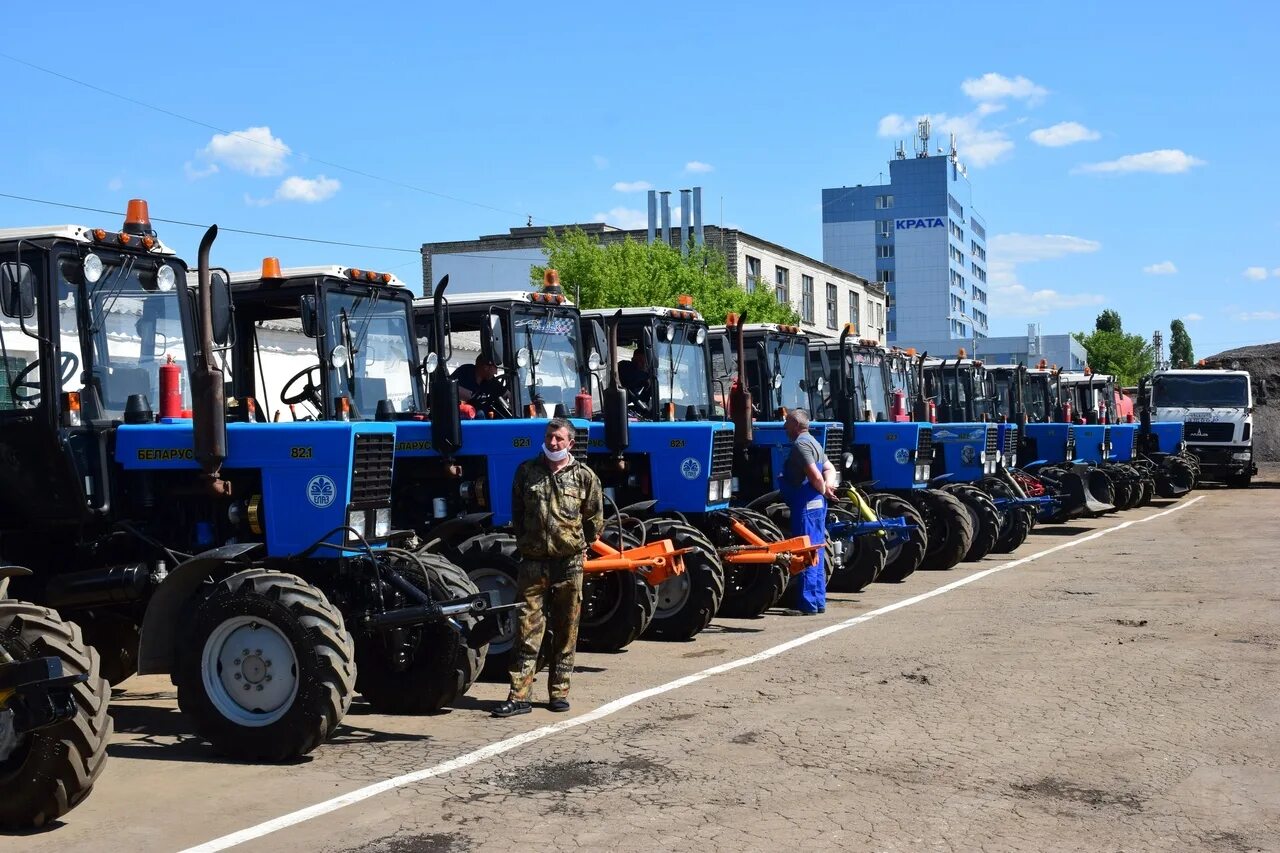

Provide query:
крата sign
left=895, top=216, right=945, bottom=230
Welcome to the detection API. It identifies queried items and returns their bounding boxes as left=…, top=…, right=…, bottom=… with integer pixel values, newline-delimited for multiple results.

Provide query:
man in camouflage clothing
left=492, top=418, right=603, bottom=717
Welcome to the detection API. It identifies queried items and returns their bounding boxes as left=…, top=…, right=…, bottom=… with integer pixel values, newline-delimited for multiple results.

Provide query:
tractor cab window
left=807, top=347, right=838, bottom=422
left=849, top=349, right=889, bottom=421
left=991, top=372, right=1013, bottom=420
left=324, top=289, right=419, bottom=418
left=1023, top=376, right=1050, bottom=422
left=651, top=320, right=712, bottom=419
left=761, top=334, right=810, bottom=416
left=967, top=367, right=995, bottom=421
left=510, top=306, right=585, bottom=416
left=0, top=249, right=46, bottom=411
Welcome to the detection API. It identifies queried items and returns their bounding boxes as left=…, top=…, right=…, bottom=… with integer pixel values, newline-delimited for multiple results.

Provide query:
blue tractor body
left=585, top=420, right=735, bottom=513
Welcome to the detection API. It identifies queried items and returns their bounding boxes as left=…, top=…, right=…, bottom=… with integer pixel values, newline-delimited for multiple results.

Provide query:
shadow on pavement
left=1032, top=525, right=1094, bottom=536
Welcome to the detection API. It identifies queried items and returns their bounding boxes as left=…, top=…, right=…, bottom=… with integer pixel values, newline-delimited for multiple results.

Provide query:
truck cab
left=1148, top=367, right=1255, bottom=487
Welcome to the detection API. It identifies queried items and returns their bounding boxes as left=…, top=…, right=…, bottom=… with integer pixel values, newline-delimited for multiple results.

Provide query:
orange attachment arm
left=584, top=538, right=689, bottom=587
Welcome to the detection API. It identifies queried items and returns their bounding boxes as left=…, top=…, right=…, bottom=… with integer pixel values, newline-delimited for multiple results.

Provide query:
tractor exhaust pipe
left=192, top=225, right=229, bottom=495
left=729, top=310, right=752, bottom=448
left=603, top=309, right=629, bottom=456
left=430, top=275, right=462, bottom=456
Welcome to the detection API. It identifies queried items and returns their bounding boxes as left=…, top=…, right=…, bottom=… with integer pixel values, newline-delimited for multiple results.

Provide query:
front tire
left=982, top=478, right=1033, bottom=554
left=709, top=508, right=790, bottom=618
left=909, top=489, right=975, bottom=571
left=942, top=484, right=1001, bottom=561
left=641, top=519, right=723, bottom=641
left=871, top=493, right=927, bottom=582
left=578, top=528, right=658, bottom=652
left=0, top=601, right=111, bottom=829
left=175, top=570, right=355, bottom=762
left=453, top=532, right=523, bottom=680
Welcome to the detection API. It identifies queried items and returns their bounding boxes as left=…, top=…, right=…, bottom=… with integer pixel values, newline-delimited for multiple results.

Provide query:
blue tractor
left=1057, top=370, right=1155, bottom=509
left=0, top=203, right=502, bottom=761
left=578, top=301, right=816, bottom=622
left=707, top=316, right=894, bottom=594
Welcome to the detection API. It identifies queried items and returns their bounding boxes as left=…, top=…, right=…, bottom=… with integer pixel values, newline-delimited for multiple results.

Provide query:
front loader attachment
left=1044, top=463, right=1115, bottom=519
left=587, top=537, right=689, bottom=587
left=725, top=520, right=823, bottom=576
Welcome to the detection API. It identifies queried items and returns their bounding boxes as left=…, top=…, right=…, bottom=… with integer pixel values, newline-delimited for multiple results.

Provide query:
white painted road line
left=180, top=495, right=1207, bottom=853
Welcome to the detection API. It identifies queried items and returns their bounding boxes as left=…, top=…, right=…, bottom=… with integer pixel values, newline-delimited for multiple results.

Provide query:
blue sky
left=2, top=1, right=1277, bottom=356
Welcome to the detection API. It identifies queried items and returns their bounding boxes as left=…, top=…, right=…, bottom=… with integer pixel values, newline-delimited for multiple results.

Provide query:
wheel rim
left=201, top=616, right=299, bottom=728
left=653, top=571, right=692, bottom=618
left=466, top=567, right=519, bottom=654
left=581, top=573, right=623, bottom=627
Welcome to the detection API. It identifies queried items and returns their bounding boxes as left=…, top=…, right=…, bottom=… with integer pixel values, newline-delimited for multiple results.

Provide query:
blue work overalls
left=779, top=438, right=827, bottom=614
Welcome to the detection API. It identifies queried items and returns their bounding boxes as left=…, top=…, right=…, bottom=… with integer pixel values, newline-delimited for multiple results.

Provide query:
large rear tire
left=709, top=509, right=790, bottom=618
left=175, top=569, right=355, bottom=761
left=641, top=519, right=723, bottom=641
left=943, top=484, right=1001, bottom=561
left=869, top=493, right=926, bottom=583
left=356, top=550, right=483, bottom=714
left=909, top=489, right=975, bottom=571
left=825, top=502, right=886, bottom=593
left=577, top=528, right=658, bottom=652
left=453, top=532, right=522, bottom=681
left=982, top=478, right=1033, bottom=554
left=0, top=601, right=111, bottom=829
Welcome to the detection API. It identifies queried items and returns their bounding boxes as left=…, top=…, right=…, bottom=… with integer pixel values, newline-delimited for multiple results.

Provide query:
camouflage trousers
left=508, top=555, right=584, bottom=702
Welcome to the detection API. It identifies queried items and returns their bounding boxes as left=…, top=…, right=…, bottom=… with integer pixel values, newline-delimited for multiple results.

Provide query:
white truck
left=1148, top=367, right=1256, bottom=487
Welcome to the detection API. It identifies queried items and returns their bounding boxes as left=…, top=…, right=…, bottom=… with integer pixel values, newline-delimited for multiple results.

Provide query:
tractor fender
left=1022, top=460, right=1049, bottom=472
left=619, top=500, right=659, bottom=518
left=420, top=513, right=494, bottom=551
left=0, top=565, right=33, bottom=579
left=137, top=542, right=265, bottom=676
left=745, top=490, right=783, bottom=511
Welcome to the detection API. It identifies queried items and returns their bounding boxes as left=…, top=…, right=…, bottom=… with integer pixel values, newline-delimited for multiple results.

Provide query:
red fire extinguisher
left=891, top=388, right=909, bottom=422
left=575, top=388, right=593, bottom=419
left=159, top=354, right=181, bottom=419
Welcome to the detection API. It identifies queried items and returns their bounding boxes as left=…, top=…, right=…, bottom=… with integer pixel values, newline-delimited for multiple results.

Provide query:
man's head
left=475, top=354, right=497, bottom=383
left=630, top=349, right=647, bottom=371
left=545, top=417, right=575, bottom=454
left=784, top=408, right=811, bottom=440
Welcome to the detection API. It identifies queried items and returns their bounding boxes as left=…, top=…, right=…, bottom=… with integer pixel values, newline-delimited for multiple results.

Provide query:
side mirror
left=481, top=313, right=500, bottom=365
left=0, top=262, right=36, bottom=319
left=299, top=295, right=318, bottom=338
left=210, top=271, right=233, bottom=346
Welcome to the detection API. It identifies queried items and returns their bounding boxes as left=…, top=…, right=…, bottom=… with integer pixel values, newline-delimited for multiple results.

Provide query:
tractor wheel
left=869, top=493, right=927, bottom=583
left=981, top=478, right=1033, bottom=554
left=453, top=532, right=523, bottom=680
left=825, top=503, right=886, bottom=593
left=642, top=519, right=724, bottom=641
left=710, top=508, right=790, bottom=618
left=1108, top=467, right=1136, bottom=510
left=355, top=551, right=483, bottom=714
left=943, top=484, right=1001, bottom=561
left=578, top=528, right=657, bottom=652
left=1158, top=457, right=1197, bottom=497
left=762, top=503, right=836, bottom=593
left=909, top=489, right=975, bottom=571
left=0, top=601, right=111, bottom=829
left=78, top=610, right=140, bottom=687
left=175, top=570, right=355, bottom=761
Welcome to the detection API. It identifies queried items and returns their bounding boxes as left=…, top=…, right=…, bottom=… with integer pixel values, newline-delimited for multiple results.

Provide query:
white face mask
left=543, top=443, right=570, bottom=463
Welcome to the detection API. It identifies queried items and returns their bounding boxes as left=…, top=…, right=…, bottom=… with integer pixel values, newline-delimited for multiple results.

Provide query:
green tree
left=532, top=228, right=799, bottom=325
left=1169, top=319, right=1194, bottom=367
left=1095, top=309, right=1123, bottom=333
left=1072, top=327, right=1156, bottom=385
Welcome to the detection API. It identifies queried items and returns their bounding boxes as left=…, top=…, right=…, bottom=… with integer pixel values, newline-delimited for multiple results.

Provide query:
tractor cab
left=920, top=355, right=1000, bottom=484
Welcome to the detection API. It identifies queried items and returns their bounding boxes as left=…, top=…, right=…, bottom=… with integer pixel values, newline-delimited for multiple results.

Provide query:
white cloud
left=961, top=73, right=1048, bottom=104
left=592, top=207, right=649, bottom=230
left=199, top=126, right=291, bottom=177
left=274, top=175, right=341, bottom=203
left=243, top=193, right=272, bottom=208
left=592, top=155, right=609, bottom=170
left=684, top=160, right=714, bottom=174
left=1183, top=313, right=1203, bottom=322
left=1075, top=149, right=1205, bottom=175
left=1235, top=310, right=1280, bottom=321
left=612, top=180, right=653, bottom=193
left=975, top=102, right=1006, bottom=117
left=1029, top=121, right=1101, bottom=147
left=1243, top=266, right=1269, bottom=281
left=1273, top=267, right=1280, bottom=278
left=877, top=114, right=912, bottom=137
left=106, top=177, right=124, bottom=192
left=986, top=232, right=1105, bottom=317
left=1142, top=261, right=1178, bottom=275
left=184, top=161, right=219, bottom=180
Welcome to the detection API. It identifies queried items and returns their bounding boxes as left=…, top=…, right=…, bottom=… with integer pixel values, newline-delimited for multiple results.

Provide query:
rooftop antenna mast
left=915, top=118, right=931, bottom=158
left=949, top=132, right=958, bottom=161
left=894, top=140, right=906, bottom=160
left=1153, top=330, right=1165, bottom=370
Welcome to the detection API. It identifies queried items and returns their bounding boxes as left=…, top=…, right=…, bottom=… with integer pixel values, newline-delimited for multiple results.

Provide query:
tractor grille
left=1131, top=429, right=1138, bottom=456
left=985, top=427, right=998, bottom=456
left=572, top=426, right=589, bottom=462
left=1006, top=425, right=1019, bottom=453
left=710, top=429, right=735, bottom=481
left=1066, top=425, right=1075, bottom=443
left=351, top=433, right=394, bottom=507
left=915, top=427, right=933, bottom=460
left=823, top=424, right=845, bottom=462
left=1183, top=422, right=1234, bottom=443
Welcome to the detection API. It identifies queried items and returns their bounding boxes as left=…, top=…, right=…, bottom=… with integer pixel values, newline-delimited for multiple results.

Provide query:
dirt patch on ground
left=1012, top=777, right=1144, bottom=813
left=491, top=756, right=671, bottom=793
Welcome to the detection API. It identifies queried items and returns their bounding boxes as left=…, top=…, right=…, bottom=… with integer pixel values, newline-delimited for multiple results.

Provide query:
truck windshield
left=1152, top=373, right=1249, bottom=408
left=764, top=335, right=810, bottom=414
left=851, top=349, right=889, bottom=420
left=511, top=306, right=584, bottom=413
left=654, top=320, right=711, bottom=417
left=324, top=289, right=419, bottom=417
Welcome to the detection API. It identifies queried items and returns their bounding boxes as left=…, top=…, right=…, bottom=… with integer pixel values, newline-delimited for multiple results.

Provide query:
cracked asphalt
left=4, top=476, right=1278, bottom=853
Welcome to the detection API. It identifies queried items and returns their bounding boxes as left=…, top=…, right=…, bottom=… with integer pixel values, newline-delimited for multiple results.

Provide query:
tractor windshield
left=764, top=334, right=810, bottom=415
left=653, top=319, right=712, bottom=418
left=1152, top=373, right=1249, bottom=408
left=991, top=371, right=1014, bottom=420
left=324, top=289, right=419, bottom=417
left=511, top=305, right=585, bottom=414
left=851, top=348, right=889, bottom=421
left=965, top=366, right=996, bottom=421
left=1025, top=373, right=1054, bottom=422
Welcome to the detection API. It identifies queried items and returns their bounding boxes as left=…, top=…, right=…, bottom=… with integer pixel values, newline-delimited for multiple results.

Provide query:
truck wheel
left=909, top=489, right=975, bottom=571
left=355, top=551, right=483, bottom=714
left=577, top=529, right=657, bottom=652
left=711, top=508, right=789, bottom=618
left=981, top=478, right=1032, bottom=554
left=642, top=519, right=724, bottom=641
left=175, top=570, right=355, bottom=761
left=943, top=484, right=1001, bottom=561
left=870, top=493, right=927, bottom=582
left=1227, top=472, right=1253, bottom=488
left=453, top=532, right=522, bottom=681
left=0, top=601, right=111, bottom=829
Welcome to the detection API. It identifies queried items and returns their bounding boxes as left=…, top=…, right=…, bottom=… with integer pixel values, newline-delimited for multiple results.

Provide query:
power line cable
left=0, top=51, right=546, bottom=224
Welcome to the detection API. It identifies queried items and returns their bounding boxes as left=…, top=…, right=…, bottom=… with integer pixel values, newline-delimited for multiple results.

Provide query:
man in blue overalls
left=779, top=409, right=838, bottom=615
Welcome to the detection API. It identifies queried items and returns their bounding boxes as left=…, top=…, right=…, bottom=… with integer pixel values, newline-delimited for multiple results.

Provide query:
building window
left=875, top=194, right=894, bottom=209
left=801, top=275, right=815, bottom=324
left=970, top=241, right=986, bottom=262
left=950, top=269, right=965, bottom=291
left=875, top=302, right=883, bottom=330
left=971, top=262, right=986, bottom=283
left=849, top=291, right=860, bottom=332
left=0, top=356, right=27, bottom=408
left=877, top=244, right=895, bottom=259
left=973, top=309, right=988, bottom=327
left=949, top=220, right=964, bottom=242
left=886, top=315, right=896, bottom=335
left=826, top=283, right=838, bottom=330
left=775, top=266, right=789, bottom=305
left=876, top=219, right=893, bottom=237
left=877, top=269, right=894, bottom=284
left=971, top=220, right=986, bottom=240
left=948, top=193, right=964, bottom=219
left=745, top=255, right=761, bottom=293
left=973, top=288, right=987, bottom=305
left=949, top=245, right=965, bottom=265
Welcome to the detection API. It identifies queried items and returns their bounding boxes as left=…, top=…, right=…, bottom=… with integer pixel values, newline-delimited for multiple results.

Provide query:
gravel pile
left=1205, top=342, right=1280, bottom=462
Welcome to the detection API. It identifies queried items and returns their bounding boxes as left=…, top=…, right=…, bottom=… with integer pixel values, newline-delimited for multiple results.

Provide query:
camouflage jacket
left=511, top=455, right=604, bottom=559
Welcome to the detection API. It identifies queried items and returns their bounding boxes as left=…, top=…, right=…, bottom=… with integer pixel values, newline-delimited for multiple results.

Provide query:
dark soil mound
left=1206, top=342, right=1280, bottom=462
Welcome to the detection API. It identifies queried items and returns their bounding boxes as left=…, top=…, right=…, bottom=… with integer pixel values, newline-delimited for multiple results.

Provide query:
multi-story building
left=423, top=222, right=887, bottom=341
left=821, top=126, right=988, bottom=346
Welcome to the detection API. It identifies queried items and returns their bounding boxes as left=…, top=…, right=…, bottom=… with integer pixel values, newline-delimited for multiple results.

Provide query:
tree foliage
left=532, top=228, right=799, bottom=325
left=1169, top=318, right=1194, bottom=367
left=1073, top=320, right=1156, bottom=386
left=1095, top=309, right=1123, bottom=333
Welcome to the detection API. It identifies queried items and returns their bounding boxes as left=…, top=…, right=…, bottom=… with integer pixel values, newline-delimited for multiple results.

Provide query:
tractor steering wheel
left=10, top=352, right=80, bottom=404
left=467, top=386, right=515, bottom=420
left=280, top=364, right=323, bottom=409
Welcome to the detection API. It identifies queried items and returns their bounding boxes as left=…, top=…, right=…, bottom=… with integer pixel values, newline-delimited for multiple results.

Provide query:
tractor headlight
left=155, top=264, right=176, bottom=292
left=708, top=480, right=721, bottom=502
left=915, top=463, right=930, bottom=482
left=83, top=252, right=104, bottom=284
left=347, top=510, right=367, bottom=542
left=843, top=452, right=855, bottom=471
left=731, top=476, right=740, bottom=495
left=984, top=458, right=998, bottom=474
left=375, top=508, right=392, bottom=538
left=722, top=478, right=734, bottom=498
